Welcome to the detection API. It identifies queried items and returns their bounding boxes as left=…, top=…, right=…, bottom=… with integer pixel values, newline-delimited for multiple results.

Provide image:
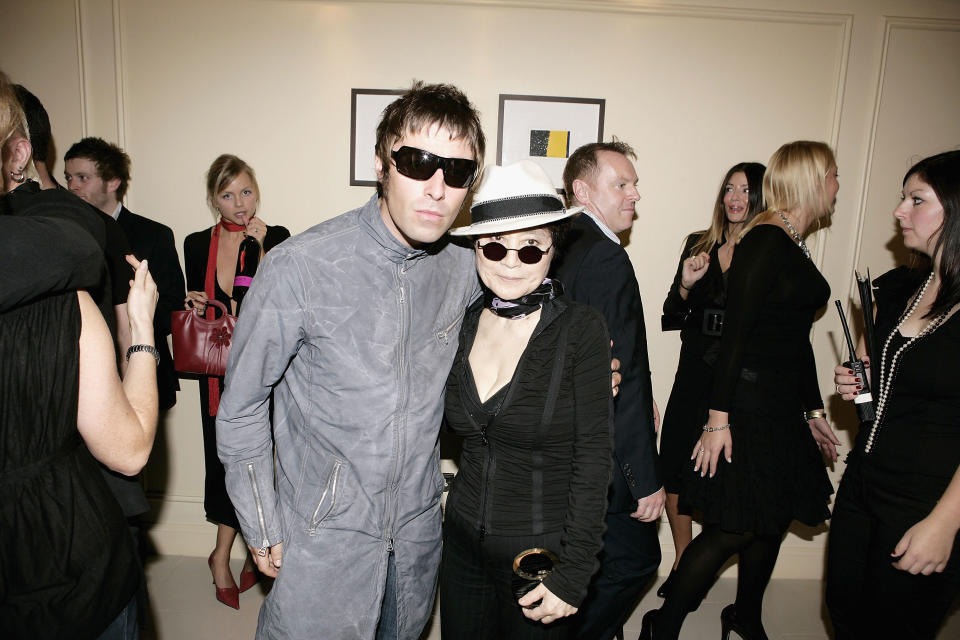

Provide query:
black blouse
left=662, top=232, right=728, bottom=359
left=444, top=296, right=614, bottom=607
left=855, top=266, right=960, bottom=505
left=709, top=225, right=827, bottom=412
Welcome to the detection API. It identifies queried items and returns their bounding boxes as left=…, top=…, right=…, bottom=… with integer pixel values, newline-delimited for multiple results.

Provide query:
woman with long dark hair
left=183, top=155, right=289, bottom=609
left=658, top=162, right=765, bottom=595
left=828, top=150, right=960, bottom=639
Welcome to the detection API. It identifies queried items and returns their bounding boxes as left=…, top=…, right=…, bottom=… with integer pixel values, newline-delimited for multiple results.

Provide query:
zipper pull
left=387, top=537, right=395, bottom=552
left=479, top=525, right=486, bottom=542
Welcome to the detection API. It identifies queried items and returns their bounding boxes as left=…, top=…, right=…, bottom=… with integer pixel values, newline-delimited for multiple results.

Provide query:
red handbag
left=171, top=300, right=237, bottom=377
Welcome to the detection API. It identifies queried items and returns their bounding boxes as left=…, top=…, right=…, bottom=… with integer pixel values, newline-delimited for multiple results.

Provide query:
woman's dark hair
left=906, top=150, right=960, bottom=318
left=688, top=161, right=765, bottom=257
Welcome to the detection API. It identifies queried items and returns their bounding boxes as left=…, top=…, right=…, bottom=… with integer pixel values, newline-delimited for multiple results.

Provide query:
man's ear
left=572, top=178, right=590, bottom=207
left=106, top=177, right=122, bottom=197
left=374, top=154, right=385, bottom=182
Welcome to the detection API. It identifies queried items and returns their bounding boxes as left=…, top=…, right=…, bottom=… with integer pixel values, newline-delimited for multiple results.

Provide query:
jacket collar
left=359, top=193, right=452, bottom=266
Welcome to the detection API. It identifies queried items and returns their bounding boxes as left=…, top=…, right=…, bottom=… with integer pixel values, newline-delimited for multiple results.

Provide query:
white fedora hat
left=448, top=160, right=582, bottom=236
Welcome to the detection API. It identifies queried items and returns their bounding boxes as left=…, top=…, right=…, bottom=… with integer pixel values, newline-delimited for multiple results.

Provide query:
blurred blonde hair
left=740, top=141, right=836, bottom=239
left=0, top=70, right=39, bottom=190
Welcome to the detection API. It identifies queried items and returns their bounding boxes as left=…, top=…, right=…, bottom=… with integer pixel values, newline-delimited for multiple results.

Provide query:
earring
left=10, top=167, right=25, bottom=184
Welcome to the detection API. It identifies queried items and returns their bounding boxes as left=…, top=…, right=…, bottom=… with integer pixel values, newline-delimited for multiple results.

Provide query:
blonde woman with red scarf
left=183, top=154, right=289, bottom=609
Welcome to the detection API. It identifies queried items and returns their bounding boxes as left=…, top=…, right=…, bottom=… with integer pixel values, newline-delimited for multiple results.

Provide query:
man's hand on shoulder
left=630, top=487, right=665, bottom=522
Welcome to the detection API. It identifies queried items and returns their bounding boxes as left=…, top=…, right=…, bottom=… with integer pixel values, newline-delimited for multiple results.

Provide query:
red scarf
left=204, top=218, right=245, bottom=415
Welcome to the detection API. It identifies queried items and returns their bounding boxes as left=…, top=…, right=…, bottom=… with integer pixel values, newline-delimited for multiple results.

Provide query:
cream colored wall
left=3, top=0, right=959, bottom=578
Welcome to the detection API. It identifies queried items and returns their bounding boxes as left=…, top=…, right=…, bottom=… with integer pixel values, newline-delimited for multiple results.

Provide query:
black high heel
left=637, top=609, right=658, bottom=640
left=656, top=569, right=676, bottom=598
left=720, top=604, right=768, bottom=640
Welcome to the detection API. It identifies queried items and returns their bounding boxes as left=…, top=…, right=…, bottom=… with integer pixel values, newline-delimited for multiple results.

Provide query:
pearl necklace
left=865, top=271, right=948, bottom=453
left=775, top=210, right=810, bottom=259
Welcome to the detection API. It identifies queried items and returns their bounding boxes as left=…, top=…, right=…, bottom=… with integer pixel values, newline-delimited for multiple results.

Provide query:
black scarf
left=483, top=278, right=563, bottom=319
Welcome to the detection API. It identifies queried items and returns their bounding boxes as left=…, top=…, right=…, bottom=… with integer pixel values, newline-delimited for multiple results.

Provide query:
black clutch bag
left=512, top=548, right=559, bottom=608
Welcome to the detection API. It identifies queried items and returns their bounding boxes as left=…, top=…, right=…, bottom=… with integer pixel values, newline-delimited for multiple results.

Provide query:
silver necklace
left=865, top=271, right=948, bottom=453
left=775, top=210, right=810, bottom=259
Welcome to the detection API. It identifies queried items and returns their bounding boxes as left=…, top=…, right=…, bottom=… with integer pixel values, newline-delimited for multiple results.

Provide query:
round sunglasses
left=476, top=241, right=552, bottom=264
left=390, top=146, right=478, bottom=189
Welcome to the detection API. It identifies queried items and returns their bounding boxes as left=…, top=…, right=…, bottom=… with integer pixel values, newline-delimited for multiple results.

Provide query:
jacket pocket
left=308, top=458, right=343, bottom=533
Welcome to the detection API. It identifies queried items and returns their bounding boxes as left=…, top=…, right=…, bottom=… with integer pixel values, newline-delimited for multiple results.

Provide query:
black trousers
left=571, top=511, right=660, bottom=640
left=827, top=460, right=960, bottom=639
left=439, top=510, right=571, bottom=640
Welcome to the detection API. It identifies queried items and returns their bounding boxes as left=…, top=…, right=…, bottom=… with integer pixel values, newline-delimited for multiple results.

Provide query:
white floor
left=141, top=555, right=960, bottom=639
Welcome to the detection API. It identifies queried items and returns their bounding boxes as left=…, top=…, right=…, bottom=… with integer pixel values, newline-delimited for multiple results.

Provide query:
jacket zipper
left=247, top=463, right=270, bottom=556
left=477, top=413, right=495, bottom=543
left=309, top=460, right=343, bottom=532
left=384, top=262, right=412, bottom=552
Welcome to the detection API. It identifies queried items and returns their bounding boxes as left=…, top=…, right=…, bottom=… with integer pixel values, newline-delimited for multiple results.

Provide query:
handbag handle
left=195, top=299, right=233, bottom=324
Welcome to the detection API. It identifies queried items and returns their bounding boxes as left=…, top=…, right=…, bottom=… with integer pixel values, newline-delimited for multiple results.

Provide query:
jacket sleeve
left=542, top=308, right=614, bottom=607
left=148, top=223, right=186, bottom=338
left=662, top=233, right=702, bottom=318
left=574, top=241, right=660, bottom=500
left=216, top=247, right=305, bottom=550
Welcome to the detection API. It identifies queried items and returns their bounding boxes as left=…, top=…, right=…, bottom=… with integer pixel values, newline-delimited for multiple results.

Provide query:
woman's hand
left=692, top=412, right=732, bottom=478
left=833, top=356, right=870, bottom=401
left=891, top=512, right=959, bottom=575
left=247, top=542, right=284, bottom=578
left=185, top=290, right=209, bottom=314
left=807, top=416, right=840, bottom=462
left=244, top=215, right=267, bottom=246
left=125, top=255, right=157, bottom=344
left=680, top=251, right=711, bottom=291
left=518, top=583, right=577, bottom=624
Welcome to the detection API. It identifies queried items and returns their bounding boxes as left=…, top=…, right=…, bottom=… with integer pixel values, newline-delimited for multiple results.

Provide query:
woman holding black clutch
left=183, top=154, right=289, bottom=609
left=829, top=150, right=960, bottom=639
left=658, top=162, right=765, bottom=594
left=439, top=161, right=614, bottom=639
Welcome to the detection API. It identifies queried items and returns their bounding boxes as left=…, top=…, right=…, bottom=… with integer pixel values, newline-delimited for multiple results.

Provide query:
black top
left=0, top=235, right=139, bottom=638
left=709, top=225, right=827, bottom=412
left=662, top=232, right=728, bottom=358
left=854, top=266, right=960, bottom=507
left=444, top=296, right=614, bottom=606
left=184, top=224, right=291, bottom=314
left=551, top=214, right=660, bottom=508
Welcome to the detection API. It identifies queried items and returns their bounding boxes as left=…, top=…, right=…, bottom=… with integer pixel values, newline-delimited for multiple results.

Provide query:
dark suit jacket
left=117, top=206, right=186, bottom=411
left=552, top=213, right=660, bottom=512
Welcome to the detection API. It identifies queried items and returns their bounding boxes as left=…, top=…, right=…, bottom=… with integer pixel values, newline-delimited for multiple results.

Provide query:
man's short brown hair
left=562, top=139, right=636, bottom=207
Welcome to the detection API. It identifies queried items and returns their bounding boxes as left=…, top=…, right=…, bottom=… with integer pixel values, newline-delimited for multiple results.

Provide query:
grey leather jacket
left=217, top=195, right=478, bottom=639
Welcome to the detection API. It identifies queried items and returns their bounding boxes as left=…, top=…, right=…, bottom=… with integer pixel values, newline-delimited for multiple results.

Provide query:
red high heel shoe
left=238, top=563, right=259, bottom=593
left=208, top=552, right=240, bottom=609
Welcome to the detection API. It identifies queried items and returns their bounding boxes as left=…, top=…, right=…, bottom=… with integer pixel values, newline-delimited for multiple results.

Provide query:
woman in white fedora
left=438, top=160, right=615, bottom=639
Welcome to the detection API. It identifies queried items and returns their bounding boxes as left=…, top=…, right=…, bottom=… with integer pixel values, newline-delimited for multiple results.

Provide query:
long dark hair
left=906, top=150, right=960, bottom=318
left=688, top=162, right=765, bottom=256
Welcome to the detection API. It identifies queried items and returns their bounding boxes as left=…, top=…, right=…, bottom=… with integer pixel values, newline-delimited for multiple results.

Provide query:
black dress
left=679, top=225, right=833, bottom=535
left=0, top=293, right=140, bottom=639
left=439, top=296, right=614, bottom=639
left=660, top=233, right=728, bottom=494
left=183, top=224, right=290, bottom=528
left=827, top=267, right=960, bottom=638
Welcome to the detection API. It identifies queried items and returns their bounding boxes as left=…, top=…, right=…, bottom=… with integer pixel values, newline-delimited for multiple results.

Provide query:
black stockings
left=653, top=524, right=784, bottom=639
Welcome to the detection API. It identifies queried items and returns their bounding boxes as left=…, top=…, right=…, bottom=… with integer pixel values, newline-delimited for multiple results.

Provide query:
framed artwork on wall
left=497, top=94, right=605, bottom=192
left=350, top=88, right=404, bottom=186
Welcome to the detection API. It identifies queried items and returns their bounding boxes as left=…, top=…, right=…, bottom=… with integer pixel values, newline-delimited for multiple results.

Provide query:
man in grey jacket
left=216, top=82, right=484, bottom=640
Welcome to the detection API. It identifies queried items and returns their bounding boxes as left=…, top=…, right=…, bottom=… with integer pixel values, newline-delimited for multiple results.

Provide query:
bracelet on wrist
left=679, top=283, right=692, bottom=292
left=702, top=423, right=730, bottom=432
left=805, top=409, right=826, bottom=421
left=126, top=344, right=160, bottom=366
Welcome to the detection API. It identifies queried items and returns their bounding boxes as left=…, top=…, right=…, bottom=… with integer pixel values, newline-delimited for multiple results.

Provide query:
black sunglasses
left=476, top=241, right=552, bottom=264
left=390, top=146, right=478, bottom=189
